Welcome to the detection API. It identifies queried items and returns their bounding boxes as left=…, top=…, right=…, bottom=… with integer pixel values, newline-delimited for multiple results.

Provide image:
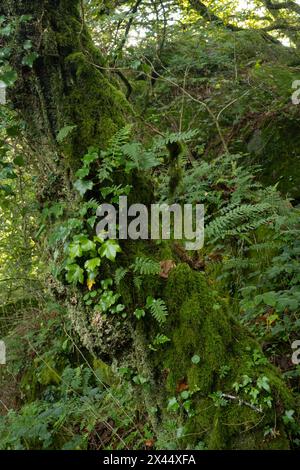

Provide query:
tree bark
left=0, top=0, right=295, bottom=449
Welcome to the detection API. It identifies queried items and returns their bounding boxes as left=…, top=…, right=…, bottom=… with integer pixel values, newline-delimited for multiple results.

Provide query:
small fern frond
left=132, top=257, right=160, bottom=276
left=146, top=297, right=168, bottom=324
left=206, top=203, right=272, bottom=242
left=133, top=275, right=142, bottom=291
left=114, top=267, right=129, bottom=285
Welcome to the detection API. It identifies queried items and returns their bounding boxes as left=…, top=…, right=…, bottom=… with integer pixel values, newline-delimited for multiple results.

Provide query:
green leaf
left=181, top=391, right=190, bottom=400
left=257, top=376, right=270, bottom=392
left=84, top=258, right=101, bottom=272
left=68, top=243, right=82, bottom=259
left=23, top=39, right=32, bottom=50
left=13, top=155, right=25, bottom=166
left=75, top=167, right=90, bottom=179
left=153, top=334, right=170, bottom=346
left=19, top=15, right=33, bottom=23
left=262, top=291, right=277, bottom=307
left=65, top=264, right=84, bottom=284
left=242, top=375, right=252, bottom=386
left=191, top=354, right=200, bottom=365
left=0, top=68, right=17, bottom=86
left=81, top=239, right=96, bottom=252
left=56, top=125, right=77, bottom=143
left=134, top=308, right=146, bottom=320
left=0, top=23, right=13, bottom=37
left=83, top=149, right=99, bottom=166
left=146, top=297, right=168, bottom=324
left=87, top=216, right=96, bottom=228
left=132, top=257, right=160, bottom=275
left=22, top=52, right=38, bottom=68
left=167, top=397, right=180, bottom=412
left=74, top=179, right=93, bottom=196
left=99, top=240, right=122, bottom=261
left=283, top=409, right=295, bottom=425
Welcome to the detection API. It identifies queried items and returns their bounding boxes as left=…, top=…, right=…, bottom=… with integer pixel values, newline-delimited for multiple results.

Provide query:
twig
left=222, top=393, right=263, bottom=413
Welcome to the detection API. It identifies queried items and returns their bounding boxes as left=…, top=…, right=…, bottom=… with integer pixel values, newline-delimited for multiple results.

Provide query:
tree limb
left=264, top=0, right=300, bottom=15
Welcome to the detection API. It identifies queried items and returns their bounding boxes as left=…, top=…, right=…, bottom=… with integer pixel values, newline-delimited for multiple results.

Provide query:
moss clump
left=154, top=263, right=293, bottom=449
left=161, top=264, right=232, bottom=394
left=64, top=52, right=131, bottom=160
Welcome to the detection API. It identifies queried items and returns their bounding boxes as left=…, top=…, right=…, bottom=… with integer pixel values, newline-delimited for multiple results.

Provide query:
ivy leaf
left=22, top=52, right=38, bottom=68
left=0, top=46, right=11, bottom=61
left=81, top=239, right=96, bottom=252
left=68, top=243, right=82, bottom=259
left=283, top=409, right=295, bottom=425
left=167, top=397, right=180, bottom=412
left=74, top=179, right=93, bottom=196
left=134, top=308, right=146, bottom=320
left=0, top=183, right=13, bottom=195
left=65, top=264, right=84, bottom=284
left=99, top=240, right=121, bottom=261
left=0, top=23, right=13, bottom=37
left=0, top=68, right=17, bottom=86
left=84, top=257, right=101, bottom=272
left=0, top=165, right=16, bottom=179
left=56, top=125, right=77, bottom=143
left=19, top=15, right=33, bottom=22
left=83, top=148, right=99, bottom=165
left=75, top=167, right=90, bottom=179
left=257, top=376, right=270, bottom=392
left=87, top=216, right=96, bottom=228
left=23, top=39, right=32, bottom=50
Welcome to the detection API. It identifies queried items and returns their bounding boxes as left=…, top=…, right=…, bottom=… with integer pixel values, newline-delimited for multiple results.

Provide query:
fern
left=106, top=125, right=132, bottom=161
left=133, top=275, right=142, bottom=291
left=146, top=296, right=168, bottom=324
left=122, top=142, right=160, bottom=171
left=131, top=257, right=161, bottom=276
left=149, top=333, right=171, bottom=351
left=98, top=125, right=132, bottom=182
left=155, top=129, right=199, bottom=148
left=152, top=333, right=170, bottom=345
left=114, top=267, right=128, bottom=285
left=206, top=203, right=273, bottom=242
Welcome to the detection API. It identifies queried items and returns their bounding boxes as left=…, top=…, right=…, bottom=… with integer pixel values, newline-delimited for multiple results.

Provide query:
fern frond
left=146, top=297, right=168, bottom=324
left=133, top=275, right=142, bottom=291
left=132, top=257, right=160, bottom=276
left=114, top=267, right=128, bottom=285
left=206, top=203, right=272, bottom=241
left=107, top=125, right=132, bottom=160
left=122, top=143, right=160, bottom=171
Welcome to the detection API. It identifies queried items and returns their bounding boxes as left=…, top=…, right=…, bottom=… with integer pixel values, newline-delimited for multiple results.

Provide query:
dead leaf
left=145, top=439, right=155, bottom=448
left=176, top=378, right=189, bottom=393
left=162, top=368, right=170, bottom=381
left=159, top=260, right=176, bottom=279
left=87, top=279, right=95, bottom=291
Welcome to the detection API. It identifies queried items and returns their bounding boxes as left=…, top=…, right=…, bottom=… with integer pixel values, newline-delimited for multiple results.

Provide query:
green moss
left=8, top=0, right=131, bottom=167
left=93, top=358, right=117, bottom=386
left=161, top=264, right=232, bottom=393
left=61, top=52, right=130, bottom=161
left=152, top=263, right=294, bottom=449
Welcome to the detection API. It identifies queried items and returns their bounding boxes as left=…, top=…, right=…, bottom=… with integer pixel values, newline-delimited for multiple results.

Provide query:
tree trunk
left=0, top=0, right=294, bottom=449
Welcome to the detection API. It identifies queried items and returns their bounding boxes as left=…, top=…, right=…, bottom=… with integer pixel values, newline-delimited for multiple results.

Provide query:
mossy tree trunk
left=1, top=0, right=294, bottom=449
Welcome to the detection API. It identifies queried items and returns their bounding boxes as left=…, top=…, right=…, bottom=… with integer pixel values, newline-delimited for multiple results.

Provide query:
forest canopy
left=0, top=0, right=300, bottom=452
